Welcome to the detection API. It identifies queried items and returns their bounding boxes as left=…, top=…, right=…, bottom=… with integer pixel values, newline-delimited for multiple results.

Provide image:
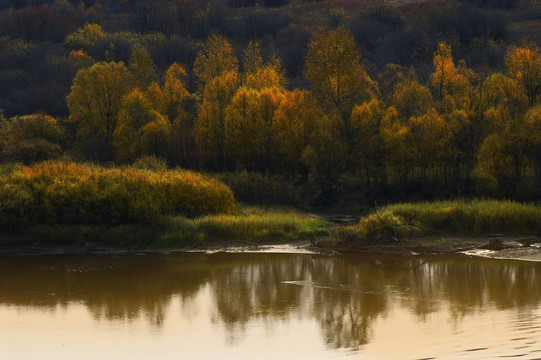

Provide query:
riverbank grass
left=25, top=207, right=332, bottom=247
left=335, top=200, right=541, bottom=246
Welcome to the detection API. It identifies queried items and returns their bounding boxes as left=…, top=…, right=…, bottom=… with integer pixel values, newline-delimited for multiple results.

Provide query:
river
left=1, top=251, right=540, bottom=359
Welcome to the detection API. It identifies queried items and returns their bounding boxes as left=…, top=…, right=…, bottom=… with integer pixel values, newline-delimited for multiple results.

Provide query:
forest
left=1, top=0, right=541, bottom=206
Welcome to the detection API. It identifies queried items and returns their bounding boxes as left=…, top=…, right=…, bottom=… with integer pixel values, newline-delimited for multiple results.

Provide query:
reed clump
left=191, top=207, right=330, bottom=241
left=335, top=200, right=541, bottom=245
left=0, top=161, right=235, bottom=230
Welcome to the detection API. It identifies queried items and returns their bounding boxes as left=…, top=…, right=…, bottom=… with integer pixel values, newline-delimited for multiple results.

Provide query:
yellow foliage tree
left=242, top=41, right=287, bottom=90
left=272, top=90, right=320, bottom=173
left=195, top=71, right=239, bottom=170
left=305, top=27, right=370, bottom=116
left=301, top=111, right=346, bottom=197
left=380, top=106, right=415, bottom=183
left=245, top=65, right=286, bottom=91
left=482, top=73, right=529, bottom=121
left=475, top=124, right=528, bottom=196
left=67, top=61, right=134, bottom=160
left=64, top=23, right=106, bottom=50
left=224, top=87, right=284, bottom=170
left=138, top=116, right=172, bottom=161
left=193, top=33, right=239, bottom=91
left=350, top=100, right=385, bottom=185
left=129, top=46, right=156, bottom=89
left=161, top=62, right=191, bottom=121
left=392, top=80, right=433, bottom=119
left=156, top=62, right=195, bottom=168
left=409, top=108, right=450, bottom=179
left=113, top=89, right=171, bottom=163
left=242, top=39, right=264, bottom=76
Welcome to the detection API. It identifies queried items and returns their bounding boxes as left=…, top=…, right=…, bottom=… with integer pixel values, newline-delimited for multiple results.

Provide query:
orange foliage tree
left=506, top=44, right=541, bottom=104
left=430, top=42, right=470, bottom=110
left=272, top=90, right=320, bottom=173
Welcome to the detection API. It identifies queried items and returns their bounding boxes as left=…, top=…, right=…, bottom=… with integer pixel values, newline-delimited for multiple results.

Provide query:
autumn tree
left=146, top=62, right=191, bottom=121
left=193, top=33, right=239, bottom=91
left=242, top=41, right=287, bottom=90
left=113, top=89, right=171, bottom=163
left=67, top=61, right=134, bottom=161
left=448, top=73, right=527, bottom=181
left=159, top=63, right=196, bottom=167
left=305, top=27, right=371, bottom=118
left=483, top=73, right=529, bottom=122
left=430, top=42, right=469, bottom=109
left=350, top=100, right=385, bottom=185
left=69, top=50, right=95, bottom=70
left=471, top=72, right=532, bottom=195
left=408, top=108, right=450, bottom=183
left=129, top=46, right=156, bottom=89
left=195, top=71, right=239, bottom=170
left=391, top=80, right=432, bottom=119
left=377, top=64, right=408, bottom=103
left=505, top=44, right=541, bottom=104
left=272, top=90, right=320, bottom=173
left=301, top=111, right=346, bottom=198
left=380, top=106, right=414, bottom=184
left=525, top=106, right=541, bottom=187
left=475, top=123, right=528, bottom=196
left=242, top=39, right=264, bottom=76
left=64, top=23, right=106, bottom=51
left=244, top=59, right=287, bottom=91
left=224, top=87, right=284, bottom=171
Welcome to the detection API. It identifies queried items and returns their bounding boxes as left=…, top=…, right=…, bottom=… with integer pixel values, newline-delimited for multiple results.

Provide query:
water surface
left=1, top=252, right=541, bottom=359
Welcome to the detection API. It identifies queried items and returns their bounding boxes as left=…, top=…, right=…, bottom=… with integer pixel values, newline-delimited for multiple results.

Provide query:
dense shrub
left=0, top=161, right=235, bottom=230
left=0, top=113, right=65, bottom=164
left=213, top=171, right=301, bottom=205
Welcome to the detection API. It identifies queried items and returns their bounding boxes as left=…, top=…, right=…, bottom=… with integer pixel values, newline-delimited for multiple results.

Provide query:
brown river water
left=1, top=251, right=541, bottom=359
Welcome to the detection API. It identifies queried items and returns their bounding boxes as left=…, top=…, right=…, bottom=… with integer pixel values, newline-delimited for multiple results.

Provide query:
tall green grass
left=335, top=200, right=541, bottom=245
left=191, top=207, right=330, bottom=242
left=25, top=207, right=331, bottom=247
left=0, top=161, right=235, bottom=230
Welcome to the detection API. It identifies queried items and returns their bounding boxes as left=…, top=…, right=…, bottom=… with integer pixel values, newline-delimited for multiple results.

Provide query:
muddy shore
left=326, top=235, right=541, bottom=262
left=1, top=234, right=541, bottom=262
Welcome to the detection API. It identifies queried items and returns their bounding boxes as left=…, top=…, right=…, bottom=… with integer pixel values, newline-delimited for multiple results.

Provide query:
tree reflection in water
left=0, top=253, right=540, bottom=349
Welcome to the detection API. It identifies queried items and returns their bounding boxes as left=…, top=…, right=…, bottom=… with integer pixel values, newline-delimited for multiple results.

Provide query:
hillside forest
left=1, top=0, right=541, bottom=204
